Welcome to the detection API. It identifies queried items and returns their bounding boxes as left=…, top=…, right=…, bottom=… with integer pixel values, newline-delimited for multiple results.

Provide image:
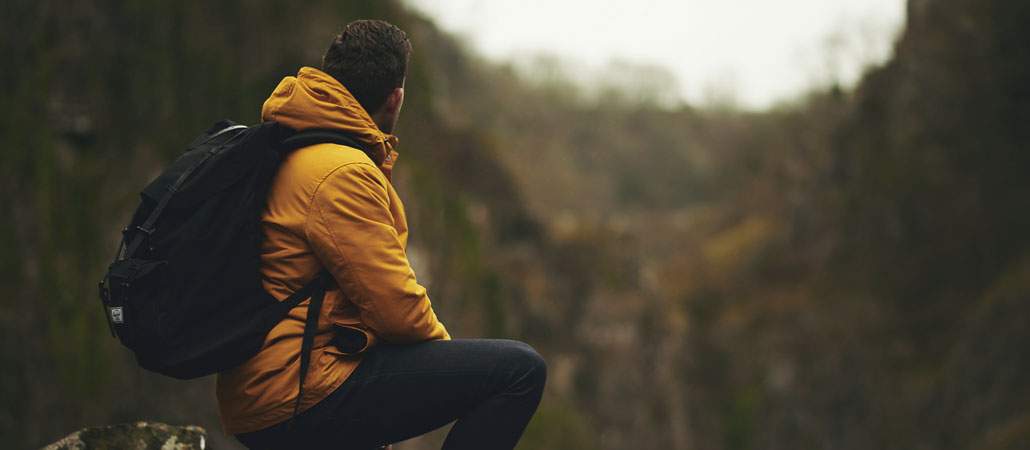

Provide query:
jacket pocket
left=327, top=324, right=375, bottom=355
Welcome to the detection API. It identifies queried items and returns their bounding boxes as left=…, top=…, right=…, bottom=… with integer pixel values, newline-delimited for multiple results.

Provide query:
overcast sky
left=404, top=0, right=906, bottom=109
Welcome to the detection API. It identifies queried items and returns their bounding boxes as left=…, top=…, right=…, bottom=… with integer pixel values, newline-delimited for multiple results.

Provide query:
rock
left=42, top=422, right=207, bottom=450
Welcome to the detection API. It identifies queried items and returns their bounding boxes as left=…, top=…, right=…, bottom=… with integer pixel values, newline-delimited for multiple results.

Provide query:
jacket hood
left=261, top=67, right=398, bottom=168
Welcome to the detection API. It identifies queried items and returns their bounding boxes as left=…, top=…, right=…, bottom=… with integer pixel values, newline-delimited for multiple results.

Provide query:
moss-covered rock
left=42, top=422, right=207, bottom=450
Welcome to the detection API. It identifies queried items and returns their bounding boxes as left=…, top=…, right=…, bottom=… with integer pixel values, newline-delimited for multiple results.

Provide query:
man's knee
left=500, top=340, right=547, bottom=388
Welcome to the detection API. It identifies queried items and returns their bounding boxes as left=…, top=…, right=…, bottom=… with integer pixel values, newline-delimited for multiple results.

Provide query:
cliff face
left=832, top=1, right=1030, bottom=448
left=3, top=0, right=1028, bottom=449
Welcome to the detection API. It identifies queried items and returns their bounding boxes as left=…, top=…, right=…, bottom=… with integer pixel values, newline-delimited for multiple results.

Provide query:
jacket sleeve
left=306, top=161, right=450, bottom=343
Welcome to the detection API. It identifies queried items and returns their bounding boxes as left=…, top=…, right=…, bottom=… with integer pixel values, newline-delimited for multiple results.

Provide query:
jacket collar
left=261, top=67, right=401, bottom=178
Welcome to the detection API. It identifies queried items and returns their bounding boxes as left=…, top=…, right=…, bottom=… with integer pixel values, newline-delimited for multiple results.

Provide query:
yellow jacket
left=216, top=67, right=450, bottom=434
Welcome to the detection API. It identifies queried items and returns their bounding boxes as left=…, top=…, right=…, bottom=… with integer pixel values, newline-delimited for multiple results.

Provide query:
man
left=216, top=20, right=547, bottom=450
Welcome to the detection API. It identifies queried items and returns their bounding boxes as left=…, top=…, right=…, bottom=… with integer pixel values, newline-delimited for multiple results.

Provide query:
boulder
left=42, top=422, right=207, bottom=450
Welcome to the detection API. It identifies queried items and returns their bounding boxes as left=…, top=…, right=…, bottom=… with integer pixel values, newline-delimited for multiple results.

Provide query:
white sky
left=404, top=0, right=906, bottom=109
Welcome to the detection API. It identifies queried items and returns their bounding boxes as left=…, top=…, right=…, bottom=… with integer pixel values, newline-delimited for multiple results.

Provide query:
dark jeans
left=235, top=338, right=547, bottom=450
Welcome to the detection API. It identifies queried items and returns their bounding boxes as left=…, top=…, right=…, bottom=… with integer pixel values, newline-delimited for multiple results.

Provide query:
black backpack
left=99, top=120, right=368, bottom=414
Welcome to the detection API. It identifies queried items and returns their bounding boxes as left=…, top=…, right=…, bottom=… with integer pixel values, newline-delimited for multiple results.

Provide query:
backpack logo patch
left=110, top=307, right=124, bottom=324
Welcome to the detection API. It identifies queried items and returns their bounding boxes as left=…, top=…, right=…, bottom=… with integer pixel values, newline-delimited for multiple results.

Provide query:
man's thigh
left=305, top=338, right=534, bottom=448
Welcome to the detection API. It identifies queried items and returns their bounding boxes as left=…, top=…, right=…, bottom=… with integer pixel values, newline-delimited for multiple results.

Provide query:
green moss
left=47, top=422, right=207, bottom=450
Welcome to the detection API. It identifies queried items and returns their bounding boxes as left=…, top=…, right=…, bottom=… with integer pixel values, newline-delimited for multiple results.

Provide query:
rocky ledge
left=43, top=422, right=207, bottom=450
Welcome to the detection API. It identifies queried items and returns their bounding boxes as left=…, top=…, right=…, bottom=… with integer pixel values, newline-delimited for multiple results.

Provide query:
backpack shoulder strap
left=278, top=128, right=372, bottom=426
left=287, top=271, right=330, bottom=428
left=281, top=129, right=379, bottom=165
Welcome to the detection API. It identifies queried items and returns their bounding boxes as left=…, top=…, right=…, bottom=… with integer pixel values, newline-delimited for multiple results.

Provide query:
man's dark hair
left=322, top=20, right=411, bottom=114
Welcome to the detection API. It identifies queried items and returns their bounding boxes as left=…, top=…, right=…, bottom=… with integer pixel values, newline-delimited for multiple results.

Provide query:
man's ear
left=384, top=87, right=405, bottom=114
